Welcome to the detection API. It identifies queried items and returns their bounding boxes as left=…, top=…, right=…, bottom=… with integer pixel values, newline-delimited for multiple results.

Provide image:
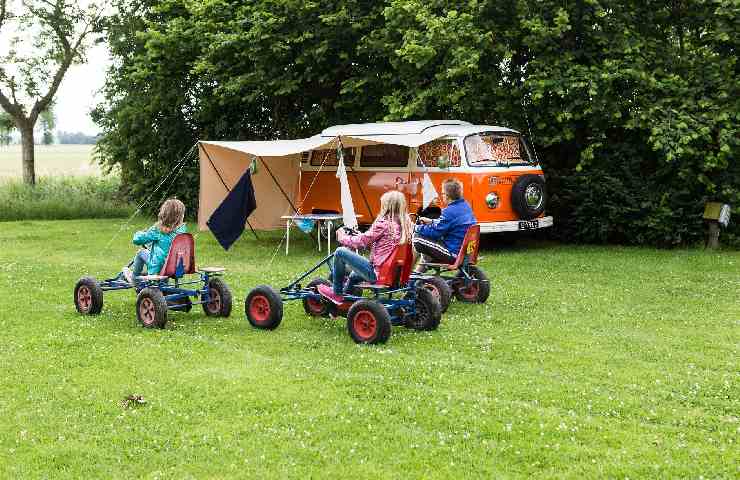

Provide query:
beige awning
left=197, top=126, right=462, bottom=232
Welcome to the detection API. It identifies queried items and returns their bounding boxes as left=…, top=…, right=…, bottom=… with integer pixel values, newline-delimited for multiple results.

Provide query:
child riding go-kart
left=73, top=233, right=232, bottom=328
left=244, top=242, right=441, bottom=344
left=414, top=224, right=490, bottom=313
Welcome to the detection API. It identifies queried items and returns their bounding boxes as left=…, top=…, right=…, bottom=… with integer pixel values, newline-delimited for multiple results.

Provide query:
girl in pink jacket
left=318, top=190, right=413, bottom=303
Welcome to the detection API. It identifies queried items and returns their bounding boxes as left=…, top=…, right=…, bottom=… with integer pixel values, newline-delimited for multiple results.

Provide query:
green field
left=0, top=144, right=100, bottom=177
left=0, top=219, right=738, bottom=478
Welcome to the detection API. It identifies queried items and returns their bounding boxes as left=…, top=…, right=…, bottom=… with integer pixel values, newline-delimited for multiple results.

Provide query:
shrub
left=0, top=176, right=134, bottom=221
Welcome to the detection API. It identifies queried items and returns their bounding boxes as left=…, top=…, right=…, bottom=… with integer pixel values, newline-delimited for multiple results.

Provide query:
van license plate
left=519, top=220, right=538, bottom=230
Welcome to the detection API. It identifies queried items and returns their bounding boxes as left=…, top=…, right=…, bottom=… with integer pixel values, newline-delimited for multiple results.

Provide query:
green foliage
left=0, top=175, right=133, bottom=220
left=94, top=0, right=740, bottom=246
left=40, top=107, right=55, bottom=145
left=1, top=220, right=738, bottom=477
left=0, top=111, right=13, bottom=145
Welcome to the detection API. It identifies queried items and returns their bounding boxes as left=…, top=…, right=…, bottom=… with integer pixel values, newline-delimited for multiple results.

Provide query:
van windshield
left=464, top=133, right=535, bottom=166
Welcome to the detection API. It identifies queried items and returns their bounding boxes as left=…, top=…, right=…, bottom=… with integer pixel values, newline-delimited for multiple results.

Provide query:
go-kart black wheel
left=168, top=296, right=192, bottom=313
left=406, top=287, right=441, bottom=331
left=245, top=285, right=283, bottom=330
left=203, top=277, right=232, bottom=317
left=74, top=276, right=104, bottom=315
left=347, top=300, right=391, bottom=344
left=303, top=278, right=331, bottom=317
left=454, top=266, right=490, bottom=304
left=136, top=288, right=168, bottom=329
left=420, top=276, right=452, bottom=313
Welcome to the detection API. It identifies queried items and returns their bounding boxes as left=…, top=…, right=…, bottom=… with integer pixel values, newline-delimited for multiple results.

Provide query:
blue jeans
left=131, top=249, right=150, bottom=277
left=331, top=247, right=376, bottom=295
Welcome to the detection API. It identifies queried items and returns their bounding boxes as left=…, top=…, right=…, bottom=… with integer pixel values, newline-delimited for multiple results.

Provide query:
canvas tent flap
left=201, top=135, right=336, bottom=157
left=198, top=142, right=303, bottom=231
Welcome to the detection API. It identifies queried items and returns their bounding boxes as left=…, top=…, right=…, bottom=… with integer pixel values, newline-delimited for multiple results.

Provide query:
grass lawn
left=1, top=219, right=738, bottom=478
left=0, top=144, right=99, bottom=178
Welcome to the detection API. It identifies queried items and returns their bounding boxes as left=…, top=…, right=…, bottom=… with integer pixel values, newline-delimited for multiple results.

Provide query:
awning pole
left=338, top=136, right=374, bottom=221
left=258, top=156, right=299, bottom=214
left=258, top=155, right=319, bottom=245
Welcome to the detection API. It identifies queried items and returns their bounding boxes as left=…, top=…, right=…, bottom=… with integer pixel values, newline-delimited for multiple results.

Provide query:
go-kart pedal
left=316, top=283, right=347, bottom=305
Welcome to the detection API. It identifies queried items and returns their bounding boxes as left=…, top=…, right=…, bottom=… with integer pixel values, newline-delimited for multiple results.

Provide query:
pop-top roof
left=321, top=120, right=472, bottom=137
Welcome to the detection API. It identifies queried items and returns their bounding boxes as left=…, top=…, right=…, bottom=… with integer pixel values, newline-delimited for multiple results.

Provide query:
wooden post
left=706, top=221, right=720, bottom=249
left=703, top=202, right=731, bottom=249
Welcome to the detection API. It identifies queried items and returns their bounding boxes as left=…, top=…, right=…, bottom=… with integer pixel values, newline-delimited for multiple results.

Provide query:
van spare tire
left=511, top=174, right=546, bottom=219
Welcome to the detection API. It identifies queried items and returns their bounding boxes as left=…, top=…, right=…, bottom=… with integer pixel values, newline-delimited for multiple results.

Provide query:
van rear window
left=310, top=148, right=355, bottom=167
left=418, top=140, right=461, bottom=167
left=465, top=134, right=533, bottom=165
left=360, top=144, right=409, bottom=168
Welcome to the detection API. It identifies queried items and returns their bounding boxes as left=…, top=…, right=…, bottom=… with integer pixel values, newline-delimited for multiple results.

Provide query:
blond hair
left=376, top=190, right=412, bottom=244
left=157, top=198, right=185, bottom=230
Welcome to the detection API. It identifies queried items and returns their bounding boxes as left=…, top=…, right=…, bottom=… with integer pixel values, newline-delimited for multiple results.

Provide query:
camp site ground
left=0, top=146, right=738, bottom=478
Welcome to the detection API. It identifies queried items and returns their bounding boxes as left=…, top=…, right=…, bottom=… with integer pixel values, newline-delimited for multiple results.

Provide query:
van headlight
left=485, top=192, right=499, bottom=209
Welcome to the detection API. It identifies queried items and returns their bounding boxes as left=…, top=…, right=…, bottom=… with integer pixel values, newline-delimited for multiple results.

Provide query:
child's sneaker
left=121, top=267, right=134, bottom=285
left=317, top=284, right=345, bottom=305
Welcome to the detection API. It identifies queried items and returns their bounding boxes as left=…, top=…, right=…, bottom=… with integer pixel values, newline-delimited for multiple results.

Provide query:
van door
left=409, top=138, right=464, bottom=216
left=352, top=144, right=413, bottom=223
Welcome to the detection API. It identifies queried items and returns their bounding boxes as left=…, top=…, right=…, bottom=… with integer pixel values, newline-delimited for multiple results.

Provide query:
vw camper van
left=298, top=120, right=553, bottom=233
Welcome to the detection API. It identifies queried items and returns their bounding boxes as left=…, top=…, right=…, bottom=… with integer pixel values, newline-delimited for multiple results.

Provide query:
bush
left=0, top=176, right=134, bottom=221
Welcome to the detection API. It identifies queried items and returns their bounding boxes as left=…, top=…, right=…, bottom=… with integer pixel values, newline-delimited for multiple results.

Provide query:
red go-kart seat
left=358, top=243, right=413, bottom=290
left=422, top=224, right=480, bottom=270
left=160, top=233, right=196, bottom=278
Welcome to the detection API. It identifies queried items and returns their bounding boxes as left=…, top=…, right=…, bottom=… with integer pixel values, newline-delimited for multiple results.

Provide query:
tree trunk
left=20, top=126, right=35, bottom=185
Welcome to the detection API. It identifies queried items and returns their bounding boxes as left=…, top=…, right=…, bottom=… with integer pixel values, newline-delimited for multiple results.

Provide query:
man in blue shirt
left=413, top=178, right=477, bottom=271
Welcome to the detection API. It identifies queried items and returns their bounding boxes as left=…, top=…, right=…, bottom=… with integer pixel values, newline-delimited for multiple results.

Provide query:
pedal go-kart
left=413, top=225, right=490, bottom=313
left=73, top=234, right=232, bottom=328
left=244, top=243, right=441, bottom=344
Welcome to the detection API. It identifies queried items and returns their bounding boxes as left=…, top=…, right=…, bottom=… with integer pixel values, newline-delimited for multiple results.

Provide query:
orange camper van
left=298, top=120, right=553, bottom=233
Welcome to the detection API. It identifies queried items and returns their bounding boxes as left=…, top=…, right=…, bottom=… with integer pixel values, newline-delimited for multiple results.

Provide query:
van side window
left=310, top=148, right=355, bottom=167
left=465, top=134, right=529, bottom=165
left=418, top=140, right=461, bottom=167
left=360, top=144, right=409, bottom=167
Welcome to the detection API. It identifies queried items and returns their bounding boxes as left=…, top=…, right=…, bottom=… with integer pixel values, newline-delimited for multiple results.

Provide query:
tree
left=94, top=0, right=739, bottom=246
left=0, top=0, right=103, bottom=184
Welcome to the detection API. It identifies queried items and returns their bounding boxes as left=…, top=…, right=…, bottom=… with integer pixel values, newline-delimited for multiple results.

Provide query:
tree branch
left=29, top=2, right=104, bottom=122
left=0, top=0, right=7, bottom=32
left=0, top=87, right=25, bottom=125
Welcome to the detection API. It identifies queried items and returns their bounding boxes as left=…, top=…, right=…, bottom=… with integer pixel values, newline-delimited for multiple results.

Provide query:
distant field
left=0, top=144, right=101, bottom=177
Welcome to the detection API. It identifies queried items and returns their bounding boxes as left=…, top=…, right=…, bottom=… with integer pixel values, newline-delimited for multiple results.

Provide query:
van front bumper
left=479, top=216, right=554, bottom=234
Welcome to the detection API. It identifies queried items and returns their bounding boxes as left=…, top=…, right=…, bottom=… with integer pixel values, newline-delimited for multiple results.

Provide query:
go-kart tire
left=406, top=287, right=441, bottom=331
left=203, top=277, right=232, bottom=317
left=168, top=296, right=192, bottom=313
left=347, top=300, right=391, bottom=344
left=511, top=174, right=546, bottom=220
left=303, top=278, right=332, bottom=317
left=245, top=285, right=283, bottom=330
left=74, top=276, right=104, bottom=315
left=136, top=288, right=168, bottom=329
left=420, top=276, right=452, bottom=313
left=454, top=266, right=490, bottom=304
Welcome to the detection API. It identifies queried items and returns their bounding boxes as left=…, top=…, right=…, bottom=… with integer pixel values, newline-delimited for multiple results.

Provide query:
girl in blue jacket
left=120, top=198, right=187, bottom=283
